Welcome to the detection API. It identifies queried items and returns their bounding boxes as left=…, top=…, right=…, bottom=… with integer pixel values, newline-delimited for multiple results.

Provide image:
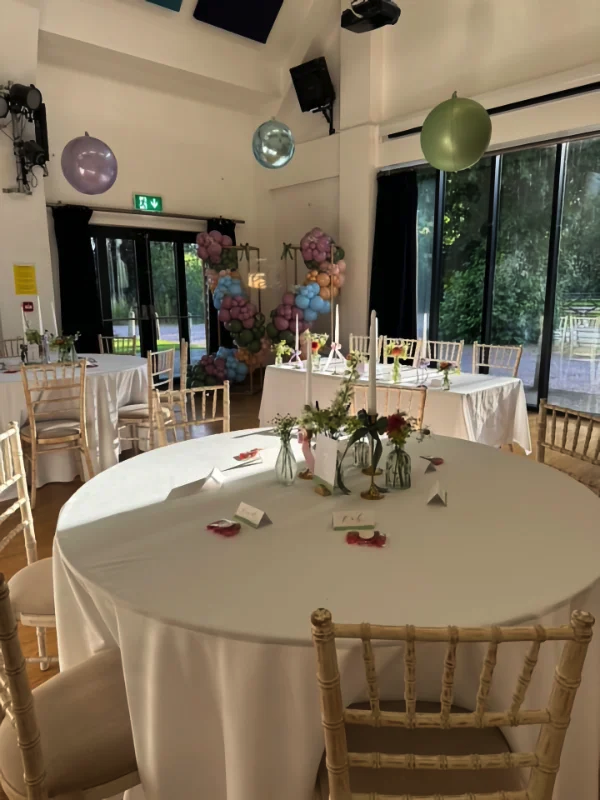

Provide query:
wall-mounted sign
left=13, top=264, right=37, bottom=295
left=133, top=193, right=163, bottom=213
left=22, top=301, right=34, bottom=313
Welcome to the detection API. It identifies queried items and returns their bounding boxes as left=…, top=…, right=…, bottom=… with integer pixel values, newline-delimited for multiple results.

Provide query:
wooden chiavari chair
left=349, top=335, right=383, bottom=362
left=350, top=385, right=427, bottom=429
left=537, top=400, right=600, bottom=494
left=97, top=335, right=137, bottom=355
left=381, top=337, right=421, bottom=366
left=0, top=575, right=140, bottom=799
left=20, top=361, right=94, bottom=509
left=0, top=423, right=55, bottom=671
left=312, top=607, right=594, bottom=800
left=0, top=338, right=24, bottom=360
left=155, top=383, right=231, bottom=446
left=424, top=340, right=464, bottom=369
left=118, top=348, right=175, bottom=451
left=472, top=343, right=523, bottom=377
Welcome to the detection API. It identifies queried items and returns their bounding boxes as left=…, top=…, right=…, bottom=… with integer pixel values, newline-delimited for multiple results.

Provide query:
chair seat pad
left=0, top=649, right=137, bottom=800
left=20, top=420, right=81, bottom=440
left=118, top=403, right=171, bottom=420
left=8, top=558, right=54, bottom=617
left=317, top=701, right=523, bottom=798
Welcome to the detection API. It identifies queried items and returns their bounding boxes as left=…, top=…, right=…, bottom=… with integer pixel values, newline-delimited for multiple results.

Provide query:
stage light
left=19, top=140, right=48, bottom=169
left=0, top=94, right=8, bottom=119
left=341, top=0, right=400, bottom=33
left=9, top=83, right=42, bottom=112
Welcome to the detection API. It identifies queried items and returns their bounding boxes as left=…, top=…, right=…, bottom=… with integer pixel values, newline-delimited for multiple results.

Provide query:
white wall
left=39, top=61, right=257, bottom=227
left=383, top=0, right=600, bottom=123
left=0, top=0, right=54, bottom=340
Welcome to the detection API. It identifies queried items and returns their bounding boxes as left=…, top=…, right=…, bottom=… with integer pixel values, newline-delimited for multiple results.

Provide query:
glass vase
left=312, top=353, right=320, bottom=370
left=353, top=439, right=370, bottom=468
left=391, top=357, right=401, bottom=384
left=385, top=445, right=411, bottom=490
left=275, top=438, right=297, bottom=486
left=58, top=344, right=76, bottom=363
left=275, top=355, right=283, bottom=366
left=442, top=373, right=451, bottom=391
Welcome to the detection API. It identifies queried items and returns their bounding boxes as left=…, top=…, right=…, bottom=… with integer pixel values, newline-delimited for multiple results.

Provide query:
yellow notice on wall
left=13, top=264, right=38, bottom=296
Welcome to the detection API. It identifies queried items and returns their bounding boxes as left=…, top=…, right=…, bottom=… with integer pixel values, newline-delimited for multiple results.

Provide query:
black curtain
left=206, top=218, right=236, bottom=353
left=52, top=205, right=102, bottom=353
left=369, top=171, right=418, bottom=341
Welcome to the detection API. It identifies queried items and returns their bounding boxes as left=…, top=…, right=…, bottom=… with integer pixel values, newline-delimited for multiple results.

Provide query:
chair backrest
left=311, top=607, right=595, bottom=800
left=382, top=337, right=421, bottom=366
left=146, top=349, right=175, bottom=407
left=0, top=337, right=24, bottom=360
left=155, top=383, right=231, bottom=446
left=0, top=574, right=48, bottom=799
left=424, top=339, right=464, bottom=368
left=349, top=335, right=383, bottom=362
left=350, top=385, right=427, bottom=429
left=537, top=400, right=600, bottom=475
left=0, top=423, right=36, bottom=566
left=472, top=343, right=523, bottom=377
left=20, top=361, right=88, bottom=433
left=568, top=316, right=600, bottom=358
left=98, top=335, right=137, bottom=356
left=179, top=339, right=189, bottom=390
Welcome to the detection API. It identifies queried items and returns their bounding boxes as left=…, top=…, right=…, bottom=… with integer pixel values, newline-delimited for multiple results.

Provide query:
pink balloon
left=331, top=265, right=340, bottom=276
left=283, top=305, right=292, bottom=319
left=209, top=255, right=221, bottom=265
left=208, top=243, right=222, bottom=258
left=243, top=317, right=255, bottom=329
left=209, top=230, right=223, bottom=243
left=215, top=358, right=226, bottom=367
left=338, top=275, right=346, bottom=287
left=221, top=235, right=233, bottom=247
left=274, top=316, right=289, bottom=331
left=291, top=308, right=304, bottom=321
left=218, top=309, right=231, bottom=322
left=317, top=239, right=330, bottom=253
left=314, top=251, right=327, bottom=263
left=282, top=293, right=295, bottom=306
left=230, top=307, right=240, bottom=319
left=337, top=260, right=347, bottom=273
left=246, top=303, right=256, bottom=316
left=205, top=365, right=215, bottom=376
left=198, top=246, right=209, bottom=260
left=299, top=321, right=310, bottom=333
left=277, top=304, right=287, bottom=316
left=311, top=228, right=323, bottom=237
left=221, top=296, right=233, bottom=310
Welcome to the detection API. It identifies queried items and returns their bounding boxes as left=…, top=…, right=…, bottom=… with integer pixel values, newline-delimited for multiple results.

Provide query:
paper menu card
left=312, top=435, right=340, bottom=493
left=427, top=481, right=448, bottom=506
left=332, top=511, right=375, bottom=531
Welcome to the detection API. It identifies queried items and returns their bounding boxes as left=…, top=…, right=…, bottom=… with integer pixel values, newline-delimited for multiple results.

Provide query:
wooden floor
left=0, top=391, right=597, bottom=693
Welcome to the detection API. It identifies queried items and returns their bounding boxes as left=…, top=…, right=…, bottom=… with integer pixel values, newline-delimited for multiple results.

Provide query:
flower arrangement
left=272, top=413, right=297, bottom=442
left=272, top=413, right=298, bottom=486
left=50, top=332, right=80, bottom=362
left=300, top=351, right=360, bottom=439
left=272, top=340, right=292, bottom=366
left=386, top=412, right=428, bottom=447
left=438, top=361, right=460, bottom=391
left=385, top=341, right=408, bottom=384
left=25, top=329, right=42, bottom=345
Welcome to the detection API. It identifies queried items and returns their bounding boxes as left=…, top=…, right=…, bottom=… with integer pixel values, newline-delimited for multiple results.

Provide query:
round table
left=53, top=431, right=600, bottom=800
left=0, top=354, right=147, bottom=486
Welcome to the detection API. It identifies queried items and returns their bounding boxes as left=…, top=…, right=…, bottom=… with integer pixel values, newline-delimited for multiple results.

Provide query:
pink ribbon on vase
left=298, top=429, right=315, bottom=472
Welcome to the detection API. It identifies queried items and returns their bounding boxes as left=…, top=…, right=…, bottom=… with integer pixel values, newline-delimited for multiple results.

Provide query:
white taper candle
left=368, top=310, right=377, bottom=415
left=422, top=312, right=429, bottom=362
left=21, top=308, right=27, bottom=335
left=334, top=304, right=339, bottom=345
left=305, top=331, right=313, bottom=407
left=37, top=296, right=43, bottom=333
left=51, top=301, right=58, bottom=336
left=295, top=315, right=299, bottom=353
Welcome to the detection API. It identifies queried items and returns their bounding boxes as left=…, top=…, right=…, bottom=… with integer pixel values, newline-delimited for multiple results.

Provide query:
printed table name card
left=167, top=468, right=225, bottom=500
left=427, top=481, right=448, bottom=507
left=312, top=435, right=340, bottom=493
left=332, top=511, right=375, bottom=531
left=234, top=502, right=271, bottom=529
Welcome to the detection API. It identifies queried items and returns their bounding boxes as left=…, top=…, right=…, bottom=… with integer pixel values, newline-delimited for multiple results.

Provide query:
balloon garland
left=191, top=227, right=347, bottom=386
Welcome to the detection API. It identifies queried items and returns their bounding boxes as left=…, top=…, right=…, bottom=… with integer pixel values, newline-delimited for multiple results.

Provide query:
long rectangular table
left=259, top=363, right=532, bottom=452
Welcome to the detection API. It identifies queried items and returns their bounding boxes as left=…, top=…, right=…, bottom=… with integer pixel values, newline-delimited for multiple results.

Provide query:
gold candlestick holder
left=361, top=417, right=385, bottom=501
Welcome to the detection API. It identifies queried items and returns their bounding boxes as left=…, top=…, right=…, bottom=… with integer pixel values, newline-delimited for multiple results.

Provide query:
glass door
left=91, top=226, right=207, bottom=379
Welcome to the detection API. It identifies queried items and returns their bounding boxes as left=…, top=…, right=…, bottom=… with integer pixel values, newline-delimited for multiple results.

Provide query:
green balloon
left=228, top=319, right=243, bottom=333
left=248, top=340, right=261, bottom=354
left=238, top=329, right=254, bottom=346
left=333, top=246, right=345, bottom=263
left=281, top=330, right=295, bottom=346
left=266, top=322, right=278, bottom=339
left=420, top=93, right=492, bottom=172
left=255, top=312, right=265, bottom=325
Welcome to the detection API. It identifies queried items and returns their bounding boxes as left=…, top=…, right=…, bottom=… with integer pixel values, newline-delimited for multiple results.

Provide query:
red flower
left=439, top=361, right=452, bottom=371
left=391, top=345, right=404, bottom=357
left=311, top=341, right=320, bottom=352
left=386, top=413, right=408, bottom=436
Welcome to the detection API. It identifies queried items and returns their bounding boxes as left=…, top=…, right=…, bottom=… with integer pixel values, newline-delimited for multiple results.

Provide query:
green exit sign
left=133, top=193, right=163, bottom=212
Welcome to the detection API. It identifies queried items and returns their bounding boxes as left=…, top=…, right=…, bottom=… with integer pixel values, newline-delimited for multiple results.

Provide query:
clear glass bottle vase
left=385, top=445, right=411, bottom=490
left=275, top=438, right=298, bottom=486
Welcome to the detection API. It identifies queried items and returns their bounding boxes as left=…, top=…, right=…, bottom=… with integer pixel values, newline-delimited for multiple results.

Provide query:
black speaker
left=290, top=57, right=336, bottom=113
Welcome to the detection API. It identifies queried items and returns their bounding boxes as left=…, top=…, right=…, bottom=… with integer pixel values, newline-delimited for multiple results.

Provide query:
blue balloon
left=230, top=284, right=243, bottom=296
left=310, top=296, right=325, bottom=312
left=252, top=120, right=295, bottom=170
left=295, top=294, right=310, bottom=309
left=303, top=308, right=318, bottom=322
left=322, top=300, right=331, bottom=313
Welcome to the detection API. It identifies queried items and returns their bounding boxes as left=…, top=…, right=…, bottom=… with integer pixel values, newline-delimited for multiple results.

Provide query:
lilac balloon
left=274, top=316, right=289, bottom=331
left=61, top=133, right=118, bottom=195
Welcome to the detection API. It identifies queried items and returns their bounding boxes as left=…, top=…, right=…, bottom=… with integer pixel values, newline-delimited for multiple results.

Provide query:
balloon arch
left=189, top=228, right=346, bottom=387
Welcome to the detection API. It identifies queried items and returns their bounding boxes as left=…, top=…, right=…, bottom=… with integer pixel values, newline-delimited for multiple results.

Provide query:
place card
left=26, top=344, right=39, bottom=363
left=234, top=502, right=272, bottom=528
left=167, top=467, right=225, bottom=500
left=333, top=511, right=375, bottom=531
left=312, top=435, right=340, bottom=493
left=427, top=481, right=448, bottom=507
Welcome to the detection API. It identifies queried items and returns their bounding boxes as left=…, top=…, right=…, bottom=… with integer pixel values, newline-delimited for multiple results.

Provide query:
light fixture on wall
left=341, top=0, right=400, bottom=33
left=1, top=81, right=49, bottom=196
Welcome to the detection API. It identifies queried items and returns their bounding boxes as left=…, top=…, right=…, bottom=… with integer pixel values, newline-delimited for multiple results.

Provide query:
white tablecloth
left=53, top=431, right=599, bottom=800
left=0, top=354, right=147, bottom=486
left=259, top=364, right=532, bottom=452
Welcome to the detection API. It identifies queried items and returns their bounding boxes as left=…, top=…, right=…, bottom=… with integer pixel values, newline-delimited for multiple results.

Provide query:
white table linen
left=259, top=364, right=532, bottom=452
left=54, top=430, right=599, bottom=800
left=0, top=354, right=147, bottom=486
